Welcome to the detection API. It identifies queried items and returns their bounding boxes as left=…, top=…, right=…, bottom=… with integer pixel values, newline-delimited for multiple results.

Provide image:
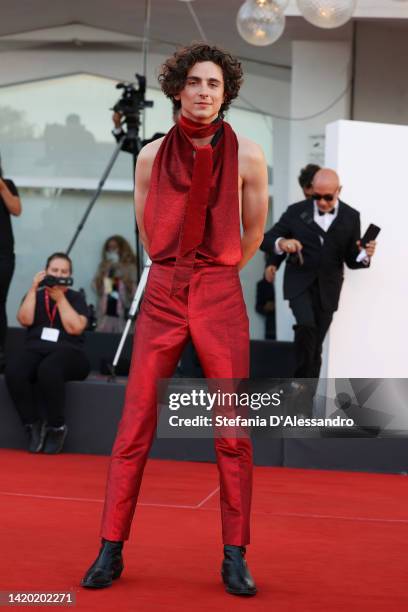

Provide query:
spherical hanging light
left=253, top=0, right=290, bottom=10
left=296, top=0, right=357, bottom=29
left=236, top=0, right=286, bottom=46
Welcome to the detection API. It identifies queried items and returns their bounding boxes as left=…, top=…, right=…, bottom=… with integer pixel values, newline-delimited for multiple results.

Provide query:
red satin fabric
left=100, top=262, right=252, bottom=546
left=143, top=121, right=242, bottom=273
left=178, top=114, right=221, bottom=139
left=172, top=138, right=213, bottom=295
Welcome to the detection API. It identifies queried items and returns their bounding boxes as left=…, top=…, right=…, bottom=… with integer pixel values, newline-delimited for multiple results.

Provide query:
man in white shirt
left=261, top=169, right=376, bottom=393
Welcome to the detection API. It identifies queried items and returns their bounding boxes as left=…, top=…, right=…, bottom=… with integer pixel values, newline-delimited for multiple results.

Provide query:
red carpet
left=1, top=449, right=407, bottom=611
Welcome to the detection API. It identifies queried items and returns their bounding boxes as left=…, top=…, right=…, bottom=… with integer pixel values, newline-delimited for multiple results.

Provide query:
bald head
left=312, top=168, right=340, bottom=192
left=311, top=168, right=341, bottom=212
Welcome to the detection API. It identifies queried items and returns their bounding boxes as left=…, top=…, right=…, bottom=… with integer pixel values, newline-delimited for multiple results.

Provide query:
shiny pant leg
left=189, top=266, right=252, bottom=546
left=101, top=264, right=252, bottom=546
left=101, top=265, right=190, bottom=541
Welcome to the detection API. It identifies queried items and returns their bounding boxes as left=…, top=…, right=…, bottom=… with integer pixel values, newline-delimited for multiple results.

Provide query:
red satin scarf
left=144, top=113, right=240, bottom=295
left=175, top=115, right=221, bottom=261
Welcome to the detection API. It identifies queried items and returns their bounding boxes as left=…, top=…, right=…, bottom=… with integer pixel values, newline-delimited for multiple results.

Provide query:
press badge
left=41, top=327, right=60, bottom=342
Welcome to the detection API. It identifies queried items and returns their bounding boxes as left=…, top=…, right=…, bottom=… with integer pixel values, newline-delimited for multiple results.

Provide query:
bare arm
left=47, top=286, right=87, bottom=335
left=0, top=179, right=22, bottom=216
left=134, top=138, right=164, bottom=256
left=238, top=141, right=269, bottom=270
left=17, top=271, right=46, bottom=326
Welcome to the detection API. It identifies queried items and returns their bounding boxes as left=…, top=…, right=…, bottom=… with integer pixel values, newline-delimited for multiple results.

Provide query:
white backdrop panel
left=325, top=119, right=408, bottom=378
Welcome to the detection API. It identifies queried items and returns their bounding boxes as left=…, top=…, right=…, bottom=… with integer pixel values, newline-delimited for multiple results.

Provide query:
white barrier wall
left=325, top=120, right=408, bottom=377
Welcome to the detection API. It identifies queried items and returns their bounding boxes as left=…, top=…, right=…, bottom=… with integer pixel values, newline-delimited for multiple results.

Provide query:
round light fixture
left=296, top=0, right=357, bottom=29
left=254, top=0, right=290, bottom=11
left=237, top=0, right=286, bottom=46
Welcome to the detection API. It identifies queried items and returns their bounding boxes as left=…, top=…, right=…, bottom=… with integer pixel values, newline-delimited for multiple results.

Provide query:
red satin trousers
left=100, top=262, right=252, bottom=545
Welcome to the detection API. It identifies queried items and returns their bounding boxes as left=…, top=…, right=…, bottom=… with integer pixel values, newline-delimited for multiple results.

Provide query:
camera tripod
left=66, top=74, right=152, bottom=281
left=64, top=1, right=154, bottom=379
left=65, top=75, right=154, bottom=378
left=107, top=256, right=152, bottom=380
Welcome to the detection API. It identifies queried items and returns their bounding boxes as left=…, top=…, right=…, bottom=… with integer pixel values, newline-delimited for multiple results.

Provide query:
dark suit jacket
left=261, top=199, right=369, bottom=312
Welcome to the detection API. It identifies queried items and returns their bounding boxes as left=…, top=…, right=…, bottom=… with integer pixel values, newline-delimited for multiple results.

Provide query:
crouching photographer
left=5, top=252, right=91, bottom=454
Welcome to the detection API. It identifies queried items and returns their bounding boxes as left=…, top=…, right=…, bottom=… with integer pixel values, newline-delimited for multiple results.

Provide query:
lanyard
left=44, top=290, right=58, bottom=328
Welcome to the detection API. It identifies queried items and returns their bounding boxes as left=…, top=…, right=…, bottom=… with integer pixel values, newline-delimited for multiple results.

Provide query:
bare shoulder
left=237, top=135, right=265, bottom=164
left=138, top=136, right=166, bottom=164
left=236, top=135, right=266, bottom=182
left=135, top=137, right=166, bottom=186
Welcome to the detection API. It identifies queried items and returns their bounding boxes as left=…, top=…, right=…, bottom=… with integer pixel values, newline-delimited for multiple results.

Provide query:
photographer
left=0, top=155, right=22, bottom=372
left=93, top=235, right=137, bottom=333
left=5, top=252, right=90, bottom=454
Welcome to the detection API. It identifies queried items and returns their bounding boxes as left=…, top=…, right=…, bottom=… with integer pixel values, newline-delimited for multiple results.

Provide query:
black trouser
left=5, top=346, right=90, bottom=427
left=289, top=280, right=334, bottom=380
left=0, top=254, right=15, bottom=348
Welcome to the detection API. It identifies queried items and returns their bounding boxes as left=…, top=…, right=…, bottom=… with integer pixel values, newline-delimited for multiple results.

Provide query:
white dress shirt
left=313, top=199, right=338, bottom=236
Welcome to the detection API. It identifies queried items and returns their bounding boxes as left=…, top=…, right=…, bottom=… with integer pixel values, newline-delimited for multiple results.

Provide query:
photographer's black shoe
left=81, top=540, right=124, bottom=589
left=24, top=420, right=47, bottom=453
left=221, top=545, right=257, bottom=596
left=43, top=424, right=68, bottom=454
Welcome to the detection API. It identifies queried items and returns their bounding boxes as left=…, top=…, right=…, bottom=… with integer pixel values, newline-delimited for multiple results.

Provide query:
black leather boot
left=81, top=539, right=124, bottom=588
left=221, top=545, right=257, bottom=596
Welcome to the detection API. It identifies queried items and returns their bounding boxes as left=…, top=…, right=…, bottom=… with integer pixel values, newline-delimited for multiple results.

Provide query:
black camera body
left=40, top=275, right=74, bottom=288
left=287, top=252, right=304, bottom=267
left=113, top=74, right=153, bottom=130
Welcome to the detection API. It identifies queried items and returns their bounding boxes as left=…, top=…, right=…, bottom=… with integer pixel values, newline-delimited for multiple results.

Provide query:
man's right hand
left=264, top=265, right=277, bottom=283
left=32, top=271, right=46, bottom=290
left=278, top=238, right=303, bottom=254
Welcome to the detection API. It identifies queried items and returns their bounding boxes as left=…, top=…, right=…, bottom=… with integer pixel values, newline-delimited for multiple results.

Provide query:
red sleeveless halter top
left=143, top=119, right=242, bottom=294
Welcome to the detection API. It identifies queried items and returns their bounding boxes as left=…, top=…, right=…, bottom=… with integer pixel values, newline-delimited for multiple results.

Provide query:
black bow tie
left=318, top=208, right=335, bottom=216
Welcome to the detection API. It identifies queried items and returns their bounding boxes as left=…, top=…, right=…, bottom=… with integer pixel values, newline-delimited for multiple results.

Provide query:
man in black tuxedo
left=261, top=168, right=376, bottom=383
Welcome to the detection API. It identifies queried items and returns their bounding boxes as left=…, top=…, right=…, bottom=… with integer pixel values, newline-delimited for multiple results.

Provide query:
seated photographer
left=93, top=235, right=137, bottom=333
left=4, top=252, right=90, bottom=454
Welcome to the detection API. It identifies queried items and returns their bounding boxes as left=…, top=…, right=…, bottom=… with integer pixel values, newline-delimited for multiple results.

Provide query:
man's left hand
left=357, top=240, right=376, bottom=257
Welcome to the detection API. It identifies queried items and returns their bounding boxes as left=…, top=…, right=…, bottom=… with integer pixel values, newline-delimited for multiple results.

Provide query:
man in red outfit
left=82, top=43, right=268, bottom=596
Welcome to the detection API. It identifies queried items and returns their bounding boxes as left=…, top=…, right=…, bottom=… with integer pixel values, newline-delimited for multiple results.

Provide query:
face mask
left=106, top=251, right=120, bottom=264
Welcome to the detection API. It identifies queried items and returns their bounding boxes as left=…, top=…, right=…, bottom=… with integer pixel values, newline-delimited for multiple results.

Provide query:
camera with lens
left=113, top=74, right=153, bottom=129
left=40, top=275, right=74, bottom=288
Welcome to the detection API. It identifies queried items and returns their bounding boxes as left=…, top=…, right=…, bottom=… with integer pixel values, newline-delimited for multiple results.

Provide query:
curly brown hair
left=93, top=235, right=137, bottom=297
left=158, top=43, right=243, bottom=117
left=101, top=235, right=137, bottom=265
